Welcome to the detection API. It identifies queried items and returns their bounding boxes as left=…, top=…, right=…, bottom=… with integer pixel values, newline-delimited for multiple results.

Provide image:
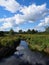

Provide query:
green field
left=18, top=34, right=49, bottom=54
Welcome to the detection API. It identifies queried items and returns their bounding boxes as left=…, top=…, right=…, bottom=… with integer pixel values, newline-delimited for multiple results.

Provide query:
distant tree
left=18, top=29, right=38, bottom=34
left=27, top=29, right=38, bottom=34
left=9, top=29, right=14, bottom=35
left=23, top=31, right=26, bottom=34
left=31, top=29, right=36, bottom=33
left=19, top=30, right=23, bottom=34
left=0, top=31, right=4, bottom=36
left=45, top=27, right=49, bottom=33
left=35, top=30, right=38, bottom=33
left=27, top=29, right=31, bottom=34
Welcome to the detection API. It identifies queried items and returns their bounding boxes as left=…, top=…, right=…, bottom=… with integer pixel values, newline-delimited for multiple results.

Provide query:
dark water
left=0, top=41, right=49, bottom=65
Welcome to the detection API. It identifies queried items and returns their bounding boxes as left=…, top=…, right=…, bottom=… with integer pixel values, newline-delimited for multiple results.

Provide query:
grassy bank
left=18, top=34, right=49, bottom=54
left=26, top=34, right=49, bottom=54
left=0, top=33, right=49, bottom=59
left=0, top=35, right=20, bottom=59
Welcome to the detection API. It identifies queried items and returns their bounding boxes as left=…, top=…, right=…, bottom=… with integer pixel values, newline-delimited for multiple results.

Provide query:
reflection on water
left=0, top=41, right=49, bottom=65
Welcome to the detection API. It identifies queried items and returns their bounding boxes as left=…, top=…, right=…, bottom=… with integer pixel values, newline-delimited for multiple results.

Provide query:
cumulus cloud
left=0, top=2, right=49, bottom=31
left=37, top=16, right=49, bottom=27
left=0, top=14, right=25, bottom=31
left=20, top=3, right=49, bottom=21
left=0, top=0, right=21, bottom=13
left=14, top=14, right=26, bottom=24
left=34, top=16, right=49, bottom=31
left=13, top=27, right=20, bottom=32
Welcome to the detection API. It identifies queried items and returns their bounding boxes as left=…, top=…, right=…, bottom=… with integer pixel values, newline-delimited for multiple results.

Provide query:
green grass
left=0, top=36, right=20, bottom=47
left=25, top=34, right=49, bottom=53
left=19, top=34, right=49, bottom=53
left=0, top=35, right=21, bottom=58
left=0, top=34, right=49, bottom=54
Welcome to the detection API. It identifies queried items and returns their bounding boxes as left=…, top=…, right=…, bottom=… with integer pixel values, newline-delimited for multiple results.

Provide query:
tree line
left=0, top=29, right=38, bottom=36
left=0, top=26, right=49, bottom=36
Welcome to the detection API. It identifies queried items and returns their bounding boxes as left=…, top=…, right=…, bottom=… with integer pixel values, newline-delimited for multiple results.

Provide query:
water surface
left=0, top=41, right=49, bottom=65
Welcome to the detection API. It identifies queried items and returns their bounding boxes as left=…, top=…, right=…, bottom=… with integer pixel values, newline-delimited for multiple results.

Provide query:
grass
left=18, top=34, right=49, bottom=54
left=25, top=34, right=49, bottom=53
left=0, top=35, right=20, bottom=47
left=0, top=34, right=49, bottom=55
left=0, top=35, right=20, bottom=59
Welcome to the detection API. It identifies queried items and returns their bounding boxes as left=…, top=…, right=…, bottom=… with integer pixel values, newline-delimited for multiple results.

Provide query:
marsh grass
left=19, top=34, right=49, bottom=54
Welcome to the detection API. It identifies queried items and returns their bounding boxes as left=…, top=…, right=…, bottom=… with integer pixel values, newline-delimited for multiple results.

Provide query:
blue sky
left=0, top=0, right=49, bottom=31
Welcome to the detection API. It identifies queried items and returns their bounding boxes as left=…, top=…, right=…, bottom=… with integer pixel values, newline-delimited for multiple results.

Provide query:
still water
left=0, top=41, right=49, bottom=65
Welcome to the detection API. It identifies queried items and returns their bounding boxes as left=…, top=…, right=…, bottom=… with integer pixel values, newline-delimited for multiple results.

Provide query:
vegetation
left=26, top=34, right=49, bottom=51
left=0, top=26, right=49, bottom=59
left=18, top=34, right=49, bottom=54
left=0, top=36, right=20, bottom=47
left=9, top=28, right=15, bottom=35
left=0, top=35, right=20, bottom=59
left=45, top=26, right=49, bottom=33
left=0, top=31, right=4, bottom=36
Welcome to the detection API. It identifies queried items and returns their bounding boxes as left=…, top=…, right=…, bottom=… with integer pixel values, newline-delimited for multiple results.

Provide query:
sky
left=0, top=0, right=49, bottom=32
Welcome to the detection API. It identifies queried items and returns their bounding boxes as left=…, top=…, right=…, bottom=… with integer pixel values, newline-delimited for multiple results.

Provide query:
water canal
left=0, top=41, right=49, bottom=65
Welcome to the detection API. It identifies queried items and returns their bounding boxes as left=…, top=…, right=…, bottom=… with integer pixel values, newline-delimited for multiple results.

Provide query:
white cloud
left=34, top=16, right=49, bottom=31
left=0, top=3, right=49, bottom=31
left=37, top=16, right=49, bottom=27
left=0, top=0, right=21, bottom=13
left=0, top=14, right=25, bottom=31
left=13, top=27, right=20, bottom=32
left=14, top=14, right=26, bottom=24
left=20, top=3, right=49, bottom=21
